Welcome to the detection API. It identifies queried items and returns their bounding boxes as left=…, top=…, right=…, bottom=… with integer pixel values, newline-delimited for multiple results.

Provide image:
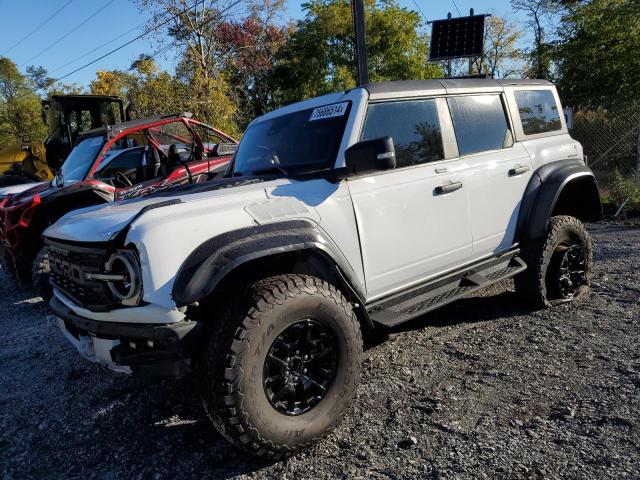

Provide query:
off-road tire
left=200, top=274, right=363, bottom=459
left=32, top=246, right=52, bottom=301
left=515, top=215, right=593, bottom=308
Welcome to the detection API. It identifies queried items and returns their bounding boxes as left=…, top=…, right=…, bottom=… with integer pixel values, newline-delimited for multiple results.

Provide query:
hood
left=43, top=196, right=180, bottom=243
left=0, top=181, right=49, bottom=200
left=43, top=176, right=274, bottom=243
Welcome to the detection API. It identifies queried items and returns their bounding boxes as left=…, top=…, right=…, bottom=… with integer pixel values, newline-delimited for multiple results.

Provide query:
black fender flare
left=171, top=219, right=365, bottom=307
left=515, top=159, right=602, bottom=244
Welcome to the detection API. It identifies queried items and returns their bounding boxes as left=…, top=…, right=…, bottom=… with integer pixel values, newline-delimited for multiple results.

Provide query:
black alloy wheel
left=200, top=274, right=363, bottom=458
left=514, top=215, right=593, bottom=308
left=264, top=319, right=339, bottom=416
left=550, top=243, right=588, bottom=299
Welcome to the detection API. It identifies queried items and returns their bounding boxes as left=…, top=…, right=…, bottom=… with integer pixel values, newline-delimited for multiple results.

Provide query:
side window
left=149, top=122, right=195, bottom=160
left=447, top=95, right=512, bottom=156
left=97, top=147, right=145, bottom=183
left=514, top=90, right=562, bottom=135
left=361, top=99, right=444, bottom=168
left=189, top=123, right=230, bottom=158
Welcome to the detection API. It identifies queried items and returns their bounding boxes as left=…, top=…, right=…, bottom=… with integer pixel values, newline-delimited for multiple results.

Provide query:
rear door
left=447, top=94, right=533, bottom=257
left=347, top=97, right=474, bottom=299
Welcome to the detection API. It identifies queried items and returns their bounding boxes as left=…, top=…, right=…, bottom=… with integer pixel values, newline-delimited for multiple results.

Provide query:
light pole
left=351, top=0, right=369, bottom=86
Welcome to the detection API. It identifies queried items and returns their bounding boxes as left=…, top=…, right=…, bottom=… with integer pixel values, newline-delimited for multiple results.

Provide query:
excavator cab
left=0, top=95, right=125, bottom=187
left=41, top=95, right=125, bottom=171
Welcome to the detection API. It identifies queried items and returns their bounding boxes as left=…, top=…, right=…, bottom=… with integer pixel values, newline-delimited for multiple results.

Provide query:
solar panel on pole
left=429, top=14, right=487, bottom=61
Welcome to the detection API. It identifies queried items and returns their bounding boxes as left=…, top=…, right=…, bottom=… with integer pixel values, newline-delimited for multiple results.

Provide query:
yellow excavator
left=0, top=95, right=125, bottom=187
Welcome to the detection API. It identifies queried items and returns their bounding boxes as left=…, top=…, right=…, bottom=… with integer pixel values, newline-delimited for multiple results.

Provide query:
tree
left=136, top=0, right=244, bottom=79
left=214, top=1, right=289, bottom=125
left=552, top=0, right=640, bottom=108
left=26, top=66, right=55, bottom=92
left=90, top=56, right=185, bottom=119
left=0, top=57, right=47, bottom=149
left=89, top=56, right=240, bottom=136
left=511, top=0, right=557, bottom=79
left=134, top=1, right=245, bottom=133
left=470, top=15, right=524, bottom=78
left=90, top=70, right=131, bottom=97
left=269, top=0, right=442, bottom=105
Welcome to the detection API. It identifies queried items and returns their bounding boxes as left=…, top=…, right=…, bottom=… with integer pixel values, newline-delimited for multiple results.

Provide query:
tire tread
left=201, top=274, right=362, bottom=459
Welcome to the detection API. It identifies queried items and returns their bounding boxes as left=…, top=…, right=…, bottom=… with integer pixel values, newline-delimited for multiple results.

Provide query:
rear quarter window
left=514, top=90, right=562, bottom=135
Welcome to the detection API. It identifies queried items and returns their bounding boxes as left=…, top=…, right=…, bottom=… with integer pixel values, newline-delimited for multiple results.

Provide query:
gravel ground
left=1, top=221, right=639, bottom=479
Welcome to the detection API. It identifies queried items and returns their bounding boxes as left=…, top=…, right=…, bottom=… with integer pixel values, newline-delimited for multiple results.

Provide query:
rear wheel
left=515, top=215, right=593, bottom=308
left=200, top=274, right=363, bottom=458
left=32, top=246, right=52, bottom=302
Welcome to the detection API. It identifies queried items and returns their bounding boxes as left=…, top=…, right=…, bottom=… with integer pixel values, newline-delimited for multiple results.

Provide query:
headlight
left=86, top=250, right=143, bottom=306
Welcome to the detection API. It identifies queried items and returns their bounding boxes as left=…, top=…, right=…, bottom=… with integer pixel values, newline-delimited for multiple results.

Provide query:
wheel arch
left=172, top=220, right=372, bottom=328
left=515, top=159, right=602, bottom=244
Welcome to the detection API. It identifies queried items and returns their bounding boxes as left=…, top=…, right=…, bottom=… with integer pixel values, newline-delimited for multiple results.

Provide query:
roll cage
left=84, top=114, right=235, bottom=180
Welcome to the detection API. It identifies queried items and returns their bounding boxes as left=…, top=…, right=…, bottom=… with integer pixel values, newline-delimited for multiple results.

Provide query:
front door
left=347, top=97, right=473, bottom=299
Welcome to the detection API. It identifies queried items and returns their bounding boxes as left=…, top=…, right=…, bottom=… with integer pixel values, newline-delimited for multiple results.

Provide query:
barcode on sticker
left=309, top=102, right=349, bottom=121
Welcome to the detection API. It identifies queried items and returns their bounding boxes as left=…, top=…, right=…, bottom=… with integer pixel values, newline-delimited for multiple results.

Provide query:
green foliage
left=90, top=57, right=240, bottom=137
left=553, top=0, right=640, bottom=107
left=608, top=170, right=640, bottom=210
left=471, top=15, right=523, bottom=78
left=269, top=0, right=442, bottom=104
left=0, top=57, right=47, bottom=149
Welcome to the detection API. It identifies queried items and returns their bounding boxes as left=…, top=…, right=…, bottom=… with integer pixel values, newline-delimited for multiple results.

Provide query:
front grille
left=47, top=241, right=114, bottom=311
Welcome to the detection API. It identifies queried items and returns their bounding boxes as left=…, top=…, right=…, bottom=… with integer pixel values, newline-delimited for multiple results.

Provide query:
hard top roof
left=363, top=78, right=553, bottom=99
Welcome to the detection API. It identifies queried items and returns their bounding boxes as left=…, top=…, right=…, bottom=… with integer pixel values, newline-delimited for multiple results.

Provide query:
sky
left=0, top=0, right=518, bottom=88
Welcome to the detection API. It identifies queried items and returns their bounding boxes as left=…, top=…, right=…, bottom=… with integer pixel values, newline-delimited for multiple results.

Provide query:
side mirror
left=344, top=137, right=396, bottom=175
left=213, top=143, right=238, bottom=157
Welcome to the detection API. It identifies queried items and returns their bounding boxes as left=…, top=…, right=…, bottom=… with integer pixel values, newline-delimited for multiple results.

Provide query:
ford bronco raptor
left=43, top=79, right=601, bottom=458
left=0, top=113, right=236, bottom=297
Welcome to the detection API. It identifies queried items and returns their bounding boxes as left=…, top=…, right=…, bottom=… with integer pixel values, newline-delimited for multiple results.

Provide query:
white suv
left=44, top=79, right=601, bottom=457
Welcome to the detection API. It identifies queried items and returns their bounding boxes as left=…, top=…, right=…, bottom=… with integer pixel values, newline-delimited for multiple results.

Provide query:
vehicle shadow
left=395, top=290, right=529, bottom=333
left=363, top=287, right=530, bottom=350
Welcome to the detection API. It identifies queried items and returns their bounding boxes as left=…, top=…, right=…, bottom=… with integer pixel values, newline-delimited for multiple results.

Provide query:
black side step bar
left=367, top=250, right=527, bottom=327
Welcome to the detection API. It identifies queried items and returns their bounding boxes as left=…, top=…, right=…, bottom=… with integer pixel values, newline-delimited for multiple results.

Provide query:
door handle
left=509, top=165, right=530, bottom=176
left=434, top=181, right=463, bottom=195
left=435, top=167, right=448, bottom=174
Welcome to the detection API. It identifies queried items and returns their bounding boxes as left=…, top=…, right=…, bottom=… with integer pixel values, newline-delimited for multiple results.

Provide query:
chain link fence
left=569, top=98, right=640, bottom=214
left=571, top=100, right=640, bottom=180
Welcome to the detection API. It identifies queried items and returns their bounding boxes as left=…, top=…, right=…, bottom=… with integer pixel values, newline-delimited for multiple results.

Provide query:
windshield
left=46, top=99, right=119, bottom=145
left=58, top=135, right=104, bottom=184
left=232, top=101, right=351, bottom=176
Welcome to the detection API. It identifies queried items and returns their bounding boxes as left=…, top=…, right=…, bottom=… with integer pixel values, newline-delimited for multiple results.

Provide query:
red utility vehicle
left=0, top=113, right=236, bottom=296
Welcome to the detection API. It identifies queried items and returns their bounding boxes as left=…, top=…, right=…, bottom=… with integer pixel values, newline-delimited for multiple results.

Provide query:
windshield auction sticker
left=309, top=102, right=349, bottom=121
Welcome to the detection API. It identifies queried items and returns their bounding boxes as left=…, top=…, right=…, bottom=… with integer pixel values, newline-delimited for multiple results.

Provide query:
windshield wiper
left=252, top=154, right=289, bottom=177
left=271, top=154, right=289, bottom=176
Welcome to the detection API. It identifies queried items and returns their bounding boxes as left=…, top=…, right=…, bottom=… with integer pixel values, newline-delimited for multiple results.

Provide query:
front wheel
left=200, top=274, right=363, bottom=458
left=515, top=215, right=593, bottom=308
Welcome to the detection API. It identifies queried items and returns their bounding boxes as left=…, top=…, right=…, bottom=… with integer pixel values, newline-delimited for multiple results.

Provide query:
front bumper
left=50, top=294, right=202, bottom=379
